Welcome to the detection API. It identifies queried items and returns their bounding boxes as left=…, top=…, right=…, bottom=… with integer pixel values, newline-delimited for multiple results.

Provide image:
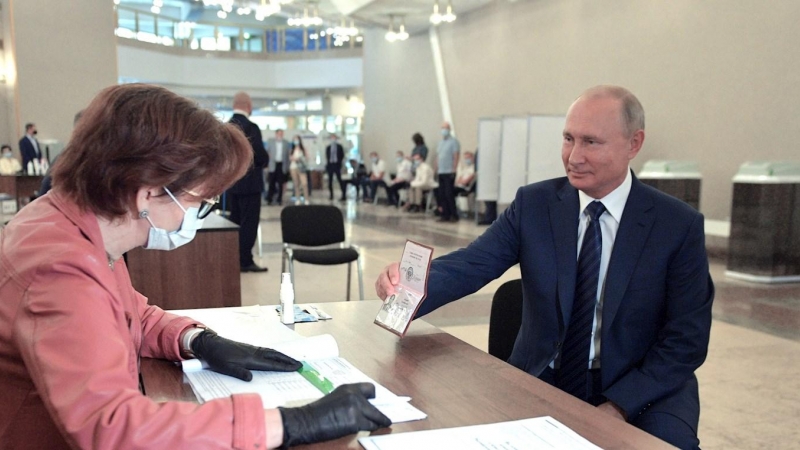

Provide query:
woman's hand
left=191, top=330, right=301, bottom=381
left=278, top=383, right=391, bottom=447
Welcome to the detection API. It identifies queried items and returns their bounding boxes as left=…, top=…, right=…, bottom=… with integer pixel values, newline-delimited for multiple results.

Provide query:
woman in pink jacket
left=0, top=84, right=389, bottom=449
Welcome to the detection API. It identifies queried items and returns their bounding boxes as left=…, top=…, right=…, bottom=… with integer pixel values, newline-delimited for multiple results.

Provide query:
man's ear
left=628, top=129, right=645, bottom=161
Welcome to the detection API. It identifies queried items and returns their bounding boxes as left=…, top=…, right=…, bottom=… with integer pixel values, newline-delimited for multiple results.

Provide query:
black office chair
left=488, top=279, right=524, bottom=361
left=280, top=205, right=364, bottom=301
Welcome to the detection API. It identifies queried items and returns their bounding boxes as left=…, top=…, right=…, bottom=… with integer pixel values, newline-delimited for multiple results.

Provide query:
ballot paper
left=172, top=307, right=426, bottom=423
left=358, top=416, right=602, bottom=450
left=374, top=240, right=434, bottom=337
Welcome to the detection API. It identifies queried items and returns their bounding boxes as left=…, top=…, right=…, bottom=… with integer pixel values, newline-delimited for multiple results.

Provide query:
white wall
left=1, top=0, right=117, bottom=147
left=362, top=0, right=800, bottom=221
left=117, top=44, right=363, bottom=93
left=362, top=28, right=443, bottom=162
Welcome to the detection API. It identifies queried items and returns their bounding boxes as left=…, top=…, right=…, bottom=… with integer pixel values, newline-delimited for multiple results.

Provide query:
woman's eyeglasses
left=183, top=189, right=220, bottom=219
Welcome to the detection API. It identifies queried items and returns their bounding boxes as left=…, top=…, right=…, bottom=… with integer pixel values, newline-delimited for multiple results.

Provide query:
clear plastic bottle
left=280, top=273, right=295, bottom=325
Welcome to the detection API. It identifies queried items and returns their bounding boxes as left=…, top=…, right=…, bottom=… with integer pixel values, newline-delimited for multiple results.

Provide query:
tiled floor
left=239, top=192, right=800, bottom=449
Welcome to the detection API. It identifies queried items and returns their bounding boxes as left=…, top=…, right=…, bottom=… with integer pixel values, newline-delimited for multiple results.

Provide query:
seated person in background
left=387, top=151, right=413, bottom=207
left=364, top=152, right=387, bottom=202
left=343, top=158, right=369, bottom=200
left=403, top=153, right=436, bottom=212
left=453, top=151, right=476, bottom=197
left=376, top=85, right=713, bottom=450
left=0, top=84, right=390, bottom=449
left=0, top=145, right=22, bottom=175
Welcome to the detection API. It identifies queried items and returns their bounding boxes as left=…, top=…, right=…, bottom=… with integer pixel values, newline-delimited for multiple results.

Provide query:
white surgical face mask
left=441, top=129, right=450, bottom=137
left=143, top=187, right=204, bottom=251
left=3, top=152, right=12, bottom=159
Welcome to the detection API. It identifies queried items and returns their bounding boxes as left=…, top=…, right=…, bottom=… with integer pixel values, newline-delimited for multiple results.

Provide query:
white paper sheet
left=358, top=416, right=601, bottom=450
left=185, top=357, right=425, bottom=422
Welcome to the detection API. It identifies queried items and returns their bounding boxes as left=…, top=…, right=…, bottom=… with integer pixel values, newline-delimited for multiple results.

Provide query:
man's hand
left=279, top=383, right=392, bottom=447
left=375, top=262, right=401, bottom=300
left=191, top=330, right=301, bottom=381
left=597, top=401, right=627, bottom=421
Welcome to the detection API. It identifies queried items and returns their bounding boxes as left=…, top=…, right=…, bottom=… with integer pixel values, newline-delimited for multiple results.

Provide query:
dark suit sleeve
left=19, top=139, right=32, bottom=168
left=603, top=213, right=713, bottom=418
left=250, top=126, right=268, bottom=169
left=416, top=189, right=524, bottom=317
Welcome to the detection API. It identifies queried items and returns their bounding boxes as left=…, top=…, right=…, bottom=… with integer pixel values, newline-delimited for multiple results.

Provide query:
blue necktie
left=557, top=201, right=606, bottom=400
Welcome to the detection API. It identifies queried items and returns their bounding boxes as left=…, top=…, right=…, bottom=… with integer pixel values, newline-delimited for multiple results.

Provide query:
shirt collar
left=578, top=168, right=632, bottom=224
left=232, top=109, right=249, bottom=117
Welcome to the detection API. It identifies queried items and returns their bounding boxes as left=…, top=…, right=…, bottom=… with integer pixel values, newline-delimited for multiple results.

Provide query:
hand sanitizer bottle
left=280, top=273, right=295, bottom=325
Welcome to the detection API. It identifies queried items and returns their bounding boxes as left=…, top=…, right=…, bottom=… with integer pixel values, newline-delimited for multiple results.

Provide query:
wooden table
left=0, top=174, right=44, bottom=210
left=126, top=213, right=241, bottom=310
left=142, top=301, right=672, bottom=449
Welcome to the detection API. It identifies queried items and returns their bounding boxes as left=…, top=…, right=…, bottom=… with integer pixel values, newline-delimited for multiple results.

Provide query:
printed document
left=358, top=416, right=602, bottom=450
left=171, top=307, right=426, bottom=423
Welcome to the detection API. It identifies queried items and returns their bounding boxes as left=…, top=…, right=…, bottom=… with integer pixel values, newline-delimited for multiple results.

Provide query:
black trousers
left=387, top=181, right=409, bottom=206
left=326, top=164, right=343, bottom=199
left=266, top=163, right=286, bottom=204
left=437, top=173, right=457, bottom=219
left=228, top=192, right=261, bottom=267
left=367, top=179, right=387, bottom=200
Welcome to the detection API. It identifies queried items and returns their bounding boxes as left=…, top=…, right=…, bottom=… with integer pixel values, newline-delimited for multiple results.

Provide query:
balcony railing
left=115, top=5, right=363, bottom=54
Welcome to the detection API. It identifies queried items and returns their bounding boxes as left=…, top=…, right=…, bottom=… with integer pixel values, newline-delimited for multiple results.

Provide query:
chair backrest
left=488, top=279, right=524, bottom=362
left=281, top=205, right=346, bottom=247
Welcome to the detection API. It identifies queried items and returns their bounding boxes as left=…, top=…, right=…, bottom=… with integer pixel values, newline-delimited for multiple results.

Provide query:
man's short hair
left=582, top=85, right=645, bottom=136
left=25, top=123, right=35, bottom=131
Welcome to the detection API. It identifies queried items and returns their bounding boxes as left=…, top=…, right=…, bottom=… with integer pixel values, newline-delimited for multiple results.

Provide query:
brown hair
left=52, top=84, right=252, bottom=219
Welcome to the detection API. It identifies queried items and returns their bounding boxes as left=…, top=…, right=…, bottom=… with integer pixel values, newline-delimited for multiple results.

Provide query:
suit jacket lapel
left=549, top=182, right=580, bottom=330
left=603, top=177, right=655, bottom=327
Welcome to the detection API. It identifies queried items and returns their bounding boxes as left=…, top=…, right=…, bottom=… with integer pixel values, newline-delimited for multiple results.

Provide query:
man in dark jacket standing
left=325, top=134, right=346, bottom=201
left=228, top=92, right=269, bottom=272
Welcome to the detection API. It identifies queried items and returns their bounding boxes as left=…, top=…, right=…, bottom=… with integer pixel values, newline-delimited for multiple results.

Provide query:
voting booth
left=726, top=161, right=800, bottom=283
left=476, top=115, right=566, bottom=219
left=638, top=160, right=702, bottom=210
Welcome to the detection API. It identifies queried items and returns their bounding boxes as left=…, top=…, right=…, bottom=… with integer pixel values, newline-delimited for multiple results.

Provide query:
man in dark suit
left=227, top=92, right=269, bottom=273
left=18, top=123, right=41, bottom=172
left=325, top=134, right=346, bottom=201
left=265, top=129, right=290, bottom=205
left=375, top=86, right=713, bottom=449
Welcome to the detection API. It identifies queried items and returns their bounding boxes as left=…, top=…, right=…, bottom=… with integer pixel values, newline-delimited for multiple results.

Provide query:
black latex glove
left=190, top=330, right=301, bottom=381
left=278, top=383, right=392, bottom=448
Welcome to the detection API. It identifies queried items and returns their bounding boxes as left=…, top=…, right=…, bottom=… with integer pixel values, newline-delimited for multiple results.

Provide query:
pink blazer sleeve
left=14, top=256, right=267, bottom=449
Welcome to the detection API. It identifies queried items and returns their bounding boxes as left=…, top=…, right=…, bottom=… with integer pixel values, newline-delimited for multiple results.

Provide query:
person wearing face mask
left=453, top=151, right=477, bottom=197
left=403, top=153, right=436, bottom=213
left=18, top=122, right=42, bottom=172
left=364, top=152, right=387, bottom=203
left=0, top=84, right=391, bottom=450
left=436, top=122, right=460, bottom=223
left=386, top=151, right=412, bottom=207
left=0, top=144, right=23, bottom=175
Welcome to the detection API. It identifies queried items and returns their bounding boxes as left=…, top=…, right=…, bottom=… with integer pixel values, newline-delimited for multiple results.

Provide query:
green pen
left=298, top=362, right=334, bottom=394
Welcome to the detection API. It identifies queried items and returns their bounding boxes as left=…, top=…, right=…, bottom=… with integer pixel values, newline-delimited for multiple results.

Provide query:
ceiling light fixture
left=254, top=0, right=280, bottom=20
left=442, top=0, right=457, bottom=23
left=396, top=16, right=409, bottom=41
left=430, top=1, right=442, bottom=25
left=385, top=15, right=397, bottom=42
left=151, top=5, right=161, bottom=14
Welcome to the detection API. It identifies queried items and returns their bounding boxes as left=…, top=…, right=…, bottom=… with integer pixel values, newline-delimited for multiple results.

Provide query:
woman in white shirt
left=289, top=135, right=310, bottom=204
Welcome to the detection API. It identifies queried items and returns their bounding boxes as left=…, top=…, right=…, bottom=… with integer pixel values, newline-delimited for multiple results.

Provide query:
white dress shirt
left=274, top=141, right=284, bottom=163
left=551, top=168, right=633, bottom=370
